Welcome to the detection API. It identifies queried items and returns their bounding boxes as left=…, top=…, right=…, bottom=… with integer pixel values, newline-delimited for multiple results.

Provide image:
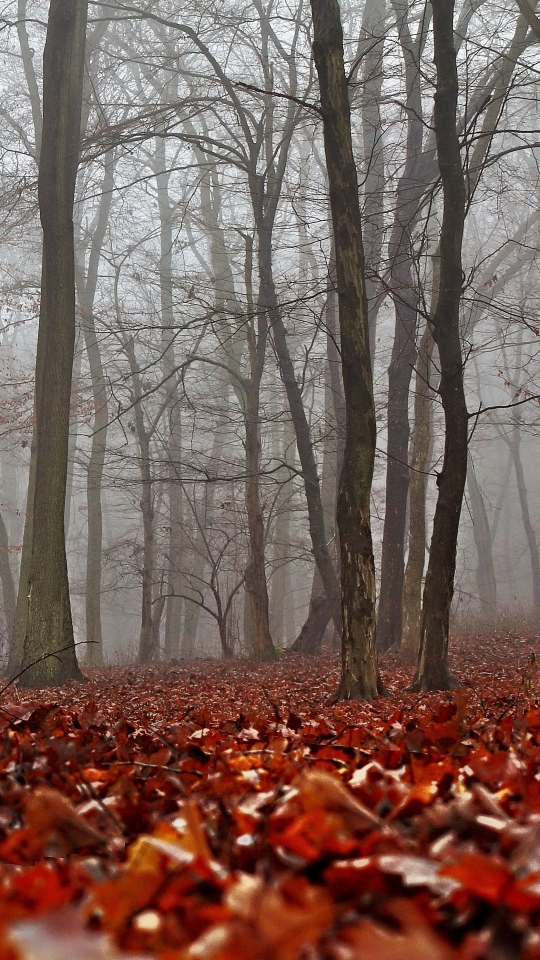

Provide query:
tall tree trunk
left=257, top=229, right=342, bottom=636
left=15, top=0, right=87, bottom=687
left=244, top=377, right=275, bottom=660
left=401, top=323, right=434, bottom=663
left=181, top=377, right=230, bottom=659
left=120, top=336, right=159, bottom=666
left=358, top=0, right=386, bottom=361
left=508, top=425, right=540, bottom=610
left=466, top=452, right=497, bottom=618
left=270, top=416, right=296, bottom=648
left=411, top=0, right=467, bottom=692
left=154, top=136, right=184, bottom=661
left=64, top=341, right=81, bottom=540
left=76, top=153, right=114, bottom=669
left=310, top=0, right=383, bottom=700
left=377, top=0, right=428, bottom=653
left=0, top=509, right=16, bottom=650
left=294, top=248, right=344, bottom=650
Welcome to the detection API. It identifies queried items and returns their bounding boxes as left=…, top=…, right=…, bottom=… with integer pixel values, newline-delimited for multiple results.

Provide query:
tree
left=13, top=0, right=88, bottom=687
left=410, top=0, right=467, bottom=692
left=310, top=0, right=384, bottom=699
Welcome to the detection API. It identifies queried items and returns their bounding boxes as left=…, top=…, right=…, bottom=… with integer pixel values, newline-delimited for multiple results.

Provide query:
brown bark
left=411, top=0, right=467, bottom=692
left=310, top=0, right=383, bottom=700
left=15, top=0, right=88, bottom=687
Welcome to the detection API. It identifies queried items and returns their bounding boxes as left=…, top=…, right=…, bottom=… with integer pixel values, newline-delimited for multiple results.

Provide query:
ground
left=0, top=634, right=539, bottom=959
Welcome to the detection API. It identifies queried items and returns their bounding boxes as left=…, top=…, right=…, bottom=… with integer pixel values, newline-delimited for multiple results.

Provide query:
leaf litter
left=0, top=634, right=539, bottom=958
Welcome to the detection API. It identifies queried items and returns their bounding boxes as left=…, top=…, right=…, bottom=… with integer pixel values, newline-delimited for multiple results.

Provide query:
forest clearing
left=0, top=635, right=537, bottom=958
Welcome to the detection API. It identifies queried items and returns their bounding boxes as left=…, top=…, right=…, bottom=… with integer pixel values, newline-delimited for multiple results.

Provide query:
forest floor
left=0, top=633, right=539, bottom=958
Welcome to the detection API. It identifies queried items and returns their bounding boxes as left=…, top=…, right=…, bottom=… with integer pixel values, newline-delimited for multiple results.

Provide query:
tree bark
left=358, top=0, right=387, bottom=362
left=400, top=322, right=434, bottom=663
left=244, top=377, right=275, bottom=660
left=377, top=0, right=428, bottom=653
left=507, top=425, right=540, bottom=610
left=15, top=0, right=88, bottom=687
left=411, top=0, right=467, bottom=692
left=310, top=0, right=383, bottom=699
left=466, top=452, right=497, bottom=619
left=76, top=153, right=114, bottom=669
left=154, top=136, right=184, bottom=662
left=0, top=508, right=16, bottom=650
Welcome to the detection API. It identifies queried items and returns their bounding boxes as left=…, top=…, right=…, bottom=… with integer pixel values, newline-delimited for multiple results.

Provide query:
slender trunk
left=401, top=323, right=434, bottom=663
left=181, top=378, right=229, bottom=658
left=508, top=428, right=540, bottom=610
left=466, top=452, right=497, bottom=618
left=358, top=0, right=386, bottom=360
left=244, top=379, right=275, bottom=660
left=64, top=341, right=81, bottom=539
left=2, top=454, right=23, bottom=571
left=259, top=229, right=342, bottom=636
left=411, top=0, right=467, bottom=692
left=377, top=0, right=427, bottom=653
left=15, top=0, right=87, bottom=687
left=137, top=426, right=156, bottom=664
left=0, top=509, right=16, bottom=649
left=76, top=154, right=114, bottom=669
left=7, top=447, right=36, bottom=678
left=294, top=250, right=344, bottom=648
left=270, top=417, right=295, bottom=648
left=154, top=137, right=184, bottom=661
left=310, top=0, right=383, bottom=699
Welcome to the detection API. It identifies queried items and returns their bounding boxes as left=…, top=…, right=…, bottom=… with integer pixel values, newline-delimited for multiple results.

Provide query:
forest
left=0, top=0, right=539, bottom=956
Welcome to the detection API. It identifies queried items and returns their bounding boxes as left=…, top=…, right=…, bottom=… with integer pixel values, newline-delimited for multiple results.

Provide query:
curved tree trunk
left=411, top=0, right=467, bottom=692
left=310, top=0, right=383, bottom=700
left=15, top=0, right=88, bottom=688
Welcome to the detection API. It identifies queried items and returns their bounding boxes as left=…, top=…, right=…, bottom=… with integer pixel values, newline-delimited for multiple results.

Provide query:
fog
left=0, top=0, right=538, bottom=669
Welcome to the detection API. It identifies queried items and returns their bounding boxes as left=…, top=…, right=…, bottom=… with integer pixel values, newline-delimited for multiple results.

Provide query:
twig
left=0, top=641, right=96, bottom=698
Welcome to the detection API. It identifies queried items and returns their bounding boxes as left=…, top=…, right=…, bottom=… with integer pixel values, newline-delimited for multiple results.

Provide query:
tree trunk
left=154, top=136, right=184, bottom=662
left=262, top=265, right=342, bottom=636
left=0, top=508, right=16, bottom=650
left=466, top=452, right=497, bottom=619
left=181, top=376, right=229, bottom=659
left=269, top=416, right=295, bottom=648
left=244, top=379, right=275, bottom=660
left=508, top=426, right=540, bottom=610
left=290, top=593, right=331, bottom=654
left=401, top=323, right=434, bottom=663
left=310, top=0, right=383, bottom=700
left=377, top=0, right=427, bottom=653
left=15, top=0, right=87, bottom=688
left=76, top=153, right=114, bottom=669
left=411, top=0, right=467, bottom=692
left=358, top=0, right=387, bottom=361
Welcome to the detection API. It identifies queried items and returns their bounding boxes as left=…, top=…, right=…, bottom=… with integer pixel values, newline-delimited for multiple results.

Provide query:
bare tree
left=310, top=0, right=384, bottom=699
left=14, top=0, right=88, bottom=687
